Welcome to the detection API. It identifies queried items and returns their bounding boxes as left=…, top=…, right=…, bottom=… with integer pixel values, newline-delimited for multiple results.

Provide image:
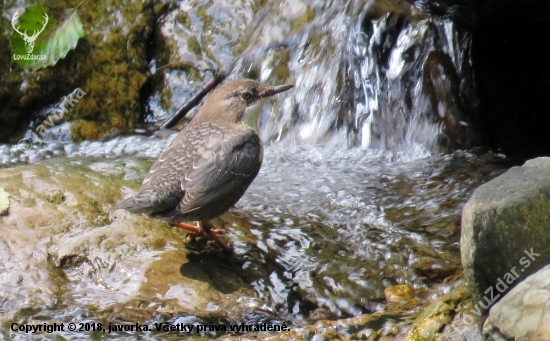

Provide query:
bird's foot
left=200, top=220, right=233, bottom=254
left=172, top=222, right=202, bottom=242
left=173, top=221, right=233, bottom=254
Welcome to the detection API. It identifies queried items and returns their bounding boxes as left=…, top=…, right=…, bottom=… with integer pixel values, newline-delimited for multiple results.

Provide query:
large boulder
left=461, top=157, right=550, bottom=322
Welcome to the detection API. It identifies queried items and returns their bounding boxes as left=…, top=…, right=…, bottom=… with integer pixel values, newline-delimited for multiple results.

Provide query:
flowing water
left=0, top=0, right=508, bottom=339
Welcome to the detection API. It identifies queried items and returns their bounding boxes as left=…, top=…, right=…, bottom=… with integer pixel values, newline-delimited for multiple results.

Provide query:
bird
left=116, top=79, right=294, bottom=253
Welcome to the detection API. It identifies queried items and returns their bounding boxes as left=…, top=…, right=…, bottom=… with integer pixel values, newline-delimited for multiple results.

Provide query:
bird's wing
left=115, top=144, right=184, bottom=214
left=176, top=127, right=262, bottom=215
left=116, top=122, right=216, bottom=214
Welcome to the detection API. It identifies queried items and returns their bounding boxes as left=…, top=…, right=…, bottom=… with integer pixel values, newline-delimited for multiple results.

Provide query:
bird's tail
left=114, top=196, right=148, bottom=213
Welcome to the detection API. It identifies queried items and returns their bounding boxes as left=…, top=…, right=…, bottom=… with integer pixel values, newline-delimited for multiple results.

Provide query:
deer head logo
left=11, top=10, right=49, bottom=54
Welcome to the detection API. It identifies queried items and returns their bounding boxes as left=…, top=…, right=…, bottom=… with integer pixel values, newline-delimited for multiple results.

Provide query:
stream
left=0, top=136, right=508, bottom=340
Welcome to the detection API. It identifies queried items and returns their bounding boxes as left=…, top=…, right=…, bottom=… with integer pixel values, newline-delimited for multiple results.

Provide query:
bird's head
left=197, top=79, right=294, bottom=131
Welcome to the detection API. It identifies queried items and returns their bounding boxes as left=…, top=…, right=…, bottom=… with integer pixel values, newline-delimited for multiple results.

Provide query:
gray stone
left=461, top=157, right=550, bottom=321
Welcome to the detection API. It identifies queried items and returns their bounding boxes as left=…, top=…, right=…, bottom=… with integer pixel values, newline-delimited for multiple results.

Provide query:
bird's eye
left=242, top=92, right=251, bottom=100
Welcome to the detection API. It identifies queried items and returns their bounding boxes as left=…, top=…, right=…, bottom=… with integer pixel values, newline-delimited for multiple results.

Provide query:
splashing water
left=227, top=0, right=474, bottom=161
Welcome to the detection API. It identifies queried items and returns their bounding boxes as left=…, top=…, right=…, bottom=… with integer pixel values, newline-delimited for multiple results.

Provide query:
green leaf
left=10, top=4, right=85, bottom=69
left=0, top=187, right=9, bottom=216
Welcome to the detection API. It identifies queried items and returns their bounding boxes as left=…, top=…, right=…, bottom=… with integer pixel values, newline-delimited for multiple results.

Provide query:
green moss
left=175, top=11, right=190, bottom=26
left=196, top=5, right=213, bottom=27
left=186, top=36, right=202, bottom=57
left=45, top=191, right=66, bottom=204
left=199, top=33, right=215, bottom=62
left=70, top=120, right=109, bottom=142
left=0, top=0, right=153, bottom=142
left=109, top=114, right=126, bottom=129
left=290, top=7, right=316, bottom=32
left=251, top=0, right=268, bottom=13
left=404, top=285, right=469, bottom=341
left=266, top=49, right=291, bottom=82
left=185, top=67, right=204, bottom=83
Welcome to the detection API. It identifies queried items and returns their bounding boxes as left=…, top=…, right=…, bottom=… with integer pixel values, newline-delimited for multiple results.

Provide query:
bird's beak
left=260, top=84, right=294, bottom=98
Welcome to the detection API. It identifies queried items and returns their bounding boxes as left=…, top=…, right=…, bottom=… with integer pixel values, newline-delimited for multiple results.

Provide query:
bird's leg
left=173, top=221, right=225, bottom=235
left=210, top=227, right=226, bottom=235
left=199, top=220, right=233, bottom=254
left=174, top=221, right=201, bottom=233
left=172, top=221, right=205, bottom=243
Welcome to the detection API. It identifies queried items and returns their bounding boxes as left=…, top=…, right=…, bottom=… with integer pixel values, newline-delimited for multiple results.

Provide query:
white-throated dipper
left=116, top=79, right=294, bottom=253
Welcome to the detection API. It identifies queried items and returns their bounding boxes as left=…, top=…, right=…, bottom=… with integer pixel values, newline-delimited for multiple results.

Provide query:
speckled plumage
left=116, top=79, right=293, bottom=226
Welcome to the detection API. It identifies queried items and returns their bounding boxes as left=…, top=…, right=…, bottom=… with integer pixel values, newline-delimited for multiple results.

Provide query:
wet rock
left=385, top=284, right=419, bottom=308
left=439, top=308, right=483, bottom=341
left=483, top=264, right=550, bottom=341
left=364, top=11, right=477, bottom=153
left=411, top=244, right=461, bottom=280
left=0, top=158, right=266, bottom=333
left=461, top=157, right=550, bottom=321
left=364, top=0, right=414, bottom=21
left=404, top=284, right=469, bottom=341
left=421, top=50, right=475, bottom=150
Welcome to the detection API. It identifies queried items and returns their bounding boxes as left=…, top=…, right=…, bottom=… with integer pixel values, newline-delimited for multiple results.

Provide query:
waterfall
left=234, top=0, right=474, bottom=158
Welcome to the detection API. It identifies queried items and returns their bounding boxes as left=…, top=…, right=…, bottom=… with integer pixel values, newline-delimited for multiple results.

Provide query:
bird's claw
left=175, top=221, right=232, bottom=254
left=183, top=231, right=202, bottom=243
